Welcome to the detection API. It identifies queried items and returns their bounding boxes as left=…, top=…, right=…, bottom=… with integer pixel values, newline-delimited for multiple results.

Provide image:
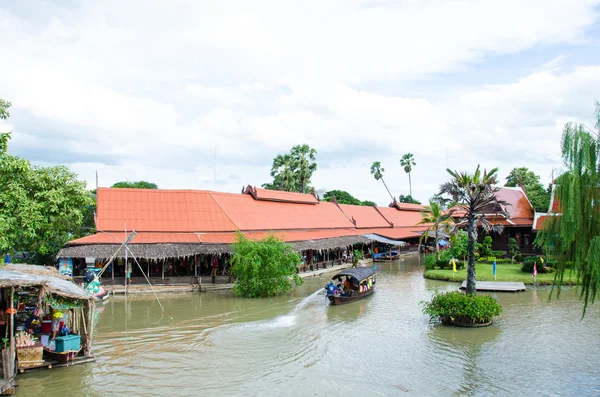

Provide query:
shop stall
left=0, top=264, right=95, bottom=381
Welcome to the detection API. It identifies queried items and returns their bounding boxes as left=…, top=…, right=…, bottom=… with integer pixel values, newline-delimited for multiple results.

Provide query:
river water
left=18, top=254, right=600, bottom=396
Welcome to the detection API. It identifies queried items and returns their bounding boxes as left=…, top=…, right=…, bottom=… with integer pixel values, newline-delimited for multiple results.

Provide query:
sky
left=1, top=0, right=600, bottom=206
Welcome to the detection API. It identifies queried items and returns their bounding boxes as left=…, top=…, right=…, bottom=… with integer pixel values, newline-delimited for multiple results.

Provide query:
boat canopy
left=333, top=267, right=376, bottom=281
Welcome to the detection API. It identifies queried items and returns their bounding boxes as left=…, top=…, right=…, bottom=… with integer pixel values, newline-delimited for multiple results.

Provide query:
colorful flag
left=533, top=263, right=537, bottom=277
left=452, top=258, right=457, bottom=273
left=493, top=258, right=497, bottom=280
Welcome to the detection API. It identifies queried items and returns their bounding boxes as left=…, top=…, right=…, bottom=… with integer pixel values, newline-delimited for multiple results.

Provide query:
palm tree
left=440, top=165, right=507, bottom=294
left=370, top=161, right=394, bottom=201
left=270, top=154, right=298, bottom=191
left=290, top=144, right=317, bottom=193
left=400, top=153, right=416, bottom=197
left=418, top=201, right=453, bottom=259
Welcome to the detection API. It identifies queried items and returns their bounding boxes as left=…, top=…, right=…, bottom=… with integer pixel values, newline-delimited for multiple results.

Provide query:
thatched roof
left=0, top=264, right=91, bottom=300
left=57, top=235, right=372, bottom=260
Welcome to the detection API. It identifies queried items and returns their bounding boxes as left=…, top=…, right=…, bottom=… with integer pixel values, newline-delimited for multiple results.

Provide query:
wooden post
left=9, top=287, right=14, bottom=359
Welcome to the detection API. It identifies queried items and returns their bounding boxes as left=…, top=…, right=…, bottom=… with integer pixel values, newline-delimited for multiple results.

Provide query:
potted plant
left=352, top=249, right=364, bottom=267
left=423, top=291, right=502, bottom=327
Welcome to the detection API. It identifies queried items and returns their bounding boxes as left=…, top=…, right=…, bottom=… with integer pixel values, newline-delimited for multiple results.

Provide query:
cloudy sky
left=1, top=0, right=600, bottom=206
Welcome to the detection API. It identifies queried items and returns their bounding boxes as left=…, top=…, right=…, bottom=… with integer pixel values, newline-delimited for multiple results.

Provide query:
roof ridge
left=208, top=191, right=239, bottom=230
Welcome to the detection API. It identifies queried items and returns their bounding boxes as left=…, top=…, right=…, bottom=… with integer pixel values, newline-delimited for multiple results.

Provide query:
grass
left=424, top=263, right=579, bottom=285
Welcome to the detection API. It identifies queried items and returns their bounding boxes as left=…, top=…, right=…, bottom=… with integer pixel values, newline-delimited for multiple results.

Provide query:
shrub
left=521, top=256, right=551, bottom=274
left=492, top=250, right=506, bottom=258
left=231, top=232, right=303, bottom=298
left=423, top=291, right=502, bottom=325
left=424, top=254, right=437, bottom=270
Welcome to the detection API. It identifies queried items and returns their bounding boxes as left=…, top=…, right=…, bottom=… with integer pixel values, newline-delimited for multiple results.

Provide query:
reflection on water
left=18, top=254, right=600, bottom=396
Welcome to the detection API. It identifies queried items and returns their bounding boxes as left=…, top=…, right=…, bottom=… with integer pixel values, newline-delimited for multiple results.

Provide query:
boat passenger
left=326, top=280, right=340, bottom=296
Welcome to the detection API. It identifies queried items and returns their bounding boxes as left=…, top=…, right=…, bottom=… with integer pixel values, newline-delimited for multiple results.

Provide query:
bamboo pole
left=9, top=287, right=15, bottom=373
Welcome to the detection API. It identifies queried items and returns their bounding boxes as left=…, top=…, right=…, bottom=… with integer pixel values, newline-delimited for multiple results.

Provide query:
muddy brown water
left=18, top=255, right=600, bottom=396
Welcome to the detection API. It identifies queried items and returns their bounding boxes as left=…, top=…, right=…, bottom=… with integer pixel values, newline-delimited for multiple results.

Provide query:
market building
left=58, top=187, right=429, bottom=284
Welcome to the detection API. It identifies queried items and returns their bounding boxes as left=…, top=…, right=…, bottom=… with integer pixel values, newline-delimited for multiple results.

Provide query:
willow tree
left=536, top=102, right=600, bottom=315
left=418, top=201, right=453, bottom=259
left=440, top=166, right=507, bottom=294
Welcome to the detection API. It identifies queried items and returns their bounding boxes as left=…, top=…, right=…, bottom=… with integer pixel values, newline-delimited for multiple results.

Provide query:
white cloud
left=0, top=1, right=599, bottom=206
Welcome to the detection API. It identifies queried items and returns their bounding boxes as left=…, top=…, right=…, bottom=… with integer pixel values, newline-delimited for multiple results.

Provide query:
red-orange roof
left=338, top=204, right=390, bottom=228
left=496, top=187, right=534, bottom=224
left=96, top=188, right=236, bottom=232
left=69, top=232, right=203, bottom=245
left=210, top=192, right=355, bottom=231
left=251, top=187, right=318, bottom=204
left=391, top=202, right=426, bottom=212
left=361, top=226, right=427, bottom=240
left=449, top=187, right=534, bottom=227
left=376, top=207, right=424, bottom=228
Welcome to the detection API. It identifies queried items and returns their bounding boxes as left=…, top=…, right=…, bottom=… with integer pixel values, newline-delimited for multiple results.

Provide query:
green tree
left=291, top=144, right=317, bottom=193
left=230, top=232, right=303, bottom=298
left=535, top=102, right=600, bottom=315
left=418, top=201, right=453, bottom=259
left=480, top=235, right=493, bottom=261
left=440, top=166, right=507, bottom=294
left=370, top=161, right=394, bottom=201
left=450, top=230, right=469, bottom=262
left=400, top=153, right=416, bottom=197
left=323, top=190, right=361, bottom=205
left=505, top=167, right=550, bottom=212
left=111, top=181, right=158, bottom=189
left=398, top=194, right=421, bottom=204
left=322, top=190, right=375, bottom=206
left=507, top=237, right=520, bottom=263
left=0, top=127, right=93, bottom=265
left=263, top=145, right=317, bottom=193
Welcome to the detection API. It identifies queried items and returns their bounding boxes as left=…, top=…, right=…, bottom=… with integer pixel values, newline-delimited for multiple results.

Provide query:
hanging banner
left=58, top=257, right=73, bottom=277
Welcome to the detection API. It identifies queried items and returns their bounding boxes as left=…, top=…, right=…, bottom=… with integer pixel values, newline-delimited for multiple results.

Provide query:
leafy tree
left=0, top=119, right=93, bottom=265
left=480, top=235, right=493, bottom=261
left=263, top=145, right=317, bottom=193
left=322, top=190, right=376, bottom=206
left=418, top=201, right=453, bottom=259
left=323, top=190, right=362, bottom=205
left=505, top=167, right=550, bottom=212
left=398, top=194, right=421, bottom=204
left=400, top=153, right=416, bottom=197
left=112, top=181, right=158, bottom=189
left=450, top=230, right=469, bottom=262
left=440, top=166, right=507, bottom=294
left=370, top=161, right=394, bottom=201
left=535, top=102, right=600, bottom=315
left=507, top=237, right=520, bottom=263
left=230, top=232, right=303, bottom=298
left=291, top=144, right=317, bottom=193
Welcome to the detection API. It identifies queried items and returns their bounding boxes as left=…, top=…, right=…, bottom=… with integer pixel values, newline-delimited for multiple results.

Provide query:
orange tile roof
left=496, top=187, right=534, bottom=224
left=338, top=204, right=390, bottom=228
left=391, top=202, right=427, bottom=212
left=96, top=188, right=237, bottom=232
left=533, top=215, right=548, bottom=231
left=376, top=207, right=425, bottom=228
left=361, top=227, right=426, bottom=240
left=197, top=228, right=364, bottom=244
left=210, top=192, right=355, bottom=231
left=251, top=187, right=318, bottom=204
left=68, top=232, right=202, bottom=245
left=449, top=187, right=534, bottom=227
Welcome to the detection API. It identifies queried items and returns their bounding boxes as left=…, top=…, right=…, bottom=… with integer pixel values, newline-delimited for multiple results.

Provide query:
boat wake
left=243, top=288, right=325, bottom=330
